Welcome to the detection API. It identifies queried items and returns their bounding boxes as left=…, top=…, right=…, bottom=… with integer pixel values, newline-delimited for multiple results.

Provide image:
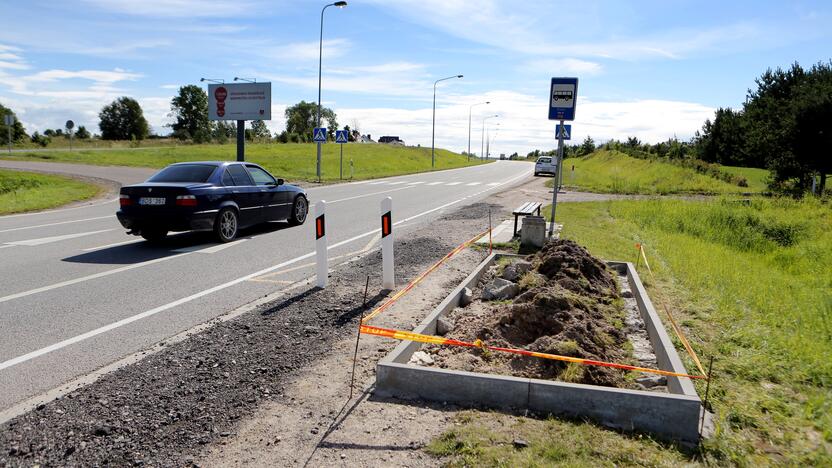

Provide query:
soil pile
left=428, top=239, right=630, bottom=387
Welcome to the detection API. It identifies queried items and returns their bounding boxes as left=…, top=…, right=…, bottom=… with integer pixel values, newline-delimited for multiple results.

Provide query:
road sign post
left=4, top=114, right=12, bottom=154
left=547, top=77, right=578, bottom=238
left=313, top=127, right=327, bottom=182
left=65, top=120, right=74, bottom=152
left=315, top=200, right=327, bottom=289
left=381, top=197, right=394, bottom=290
left=336, top=130, right=348, bottom=180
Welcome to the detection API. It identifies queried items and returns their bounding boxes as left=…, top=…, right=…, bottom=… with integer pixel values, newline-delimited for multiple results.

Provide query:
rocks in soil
left=459, top=287, right=474, bottom=307
left=501, top=261, right=532, bottom=282
left=436, top=316, right=455, bottom=336
left=429, top=239, right=631, bottom=388
left=635, top=375, right=667, bottom=389
left=513, top=438, right=529, bottom=448
left=481, top=277, right=520, bottom=301
left=409, top=351, right=435, bottom=366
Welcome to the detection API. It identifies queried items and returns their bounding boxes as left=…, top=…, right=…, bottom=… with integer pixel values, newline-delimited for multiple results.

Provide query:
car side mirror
left=276, top=178, right=284, bottom=186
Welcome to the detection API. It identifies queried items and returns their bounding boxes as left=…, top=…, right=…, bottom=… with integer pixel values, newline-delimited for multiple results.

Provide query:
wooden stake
left=349, top=275, right=371, bottom=400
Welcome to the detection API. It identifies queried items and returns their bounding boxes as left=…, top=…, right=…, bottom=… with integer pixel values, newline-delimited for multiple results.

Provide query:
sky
left=0, top=0, right=830, bottom=156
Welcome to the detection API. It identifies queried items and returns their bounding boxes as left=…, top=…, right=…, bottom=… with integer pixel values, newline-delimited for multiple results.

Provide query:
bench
left=512, top=202, right=542, bottom=237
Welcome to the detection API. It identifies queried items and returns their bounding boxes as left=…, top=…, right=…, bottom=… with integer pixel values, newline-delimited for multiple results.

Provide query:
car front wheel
left=215, top=208, right=238, bottom=243
left=288, top=195, right=308, bottom=226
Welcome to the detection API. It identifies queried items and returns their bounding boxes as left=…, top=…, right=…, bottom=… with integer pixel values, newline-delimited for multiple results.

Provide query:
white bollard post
left=381, top=197, right=394, bottom=290
left=315, top=200, right=327, bottom=288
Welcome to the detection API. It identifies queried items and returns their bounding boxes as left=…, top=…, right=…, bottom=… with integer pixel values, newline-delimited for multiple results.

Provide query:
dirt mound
left=428, top=239, right=630, bottom=387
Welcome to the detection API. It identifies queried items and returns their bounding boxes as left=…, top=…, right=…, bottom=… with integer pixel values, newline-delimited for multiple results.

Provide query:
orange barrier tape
left=636, top=244, right=706, bottom=377
left=361, top=228, right=491, bottom=324
left=361, top=324, right=706, bottom=380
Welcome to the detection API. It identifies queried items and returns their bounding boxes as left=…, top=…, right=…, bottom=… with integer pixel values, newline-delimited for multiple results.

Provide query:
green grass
left=1, top=142, right=488, bottom=183
left=0, top=169, right=100, bottom=215
left=720, top=165, right=771, bottom=193
left=553, top=150, right=754, bottom=195
left=434, top=197, right=832, bottom=465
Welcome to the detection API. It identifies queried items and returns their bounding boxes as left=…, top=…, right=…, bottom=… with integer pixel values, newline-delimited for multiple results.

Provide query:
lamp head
left=457, top=75, right=463, bottom=78
left=334, top=1, right=347, bottom=7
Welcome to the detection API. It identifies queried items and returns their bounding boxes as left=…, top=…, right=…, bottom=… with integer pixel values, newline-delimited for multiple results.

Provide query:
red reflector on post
left=381, top=211, right=392, bottom=238
left=315, top=214, right=326, bottom=239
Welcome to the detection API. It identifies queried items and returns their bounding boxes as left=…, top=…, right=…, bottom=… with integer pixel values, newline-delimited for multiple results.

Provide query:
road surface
left=0, top=160, right=532, bottom=410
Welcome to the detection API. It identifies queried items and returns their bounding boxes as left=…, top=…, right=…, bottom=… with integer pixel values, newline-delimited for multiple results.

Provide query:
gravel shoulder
left=0, top=176, right=539, bottom=467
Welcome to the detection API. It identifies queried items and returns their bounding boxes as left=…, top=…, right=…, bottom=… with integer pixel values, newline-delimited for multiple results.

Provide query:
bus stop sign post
left=547, top=77, right=578, bottom=238
left=4, top=114, right=13, bottom=153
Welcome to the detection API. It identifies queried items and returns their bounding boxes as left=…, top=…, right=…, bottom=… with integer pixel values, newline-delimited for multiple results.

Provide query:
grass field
left=432, top=198, right=832, bottom=465
left=551, top=150, right=757, bottom=195
left=720, top=165, right=771, bottom=192
left=1, top=143, right=487, bottom=182
left=0, top=169, right=100, bottom=215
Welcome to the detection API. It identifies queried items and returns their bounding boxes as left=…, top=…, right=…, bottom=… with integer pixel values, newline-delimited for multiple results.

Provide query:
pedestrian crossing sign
left=313, top=127, right=327, bottom=143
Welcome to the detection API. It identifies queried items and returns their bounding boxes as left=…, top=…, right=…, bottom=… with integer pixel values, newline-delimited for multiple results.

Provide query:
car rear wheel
left=141, top=228, right=168, bottom=243
left=215, top=208, right=238, bottom=243
left=288, top=195, right=308, bottom=226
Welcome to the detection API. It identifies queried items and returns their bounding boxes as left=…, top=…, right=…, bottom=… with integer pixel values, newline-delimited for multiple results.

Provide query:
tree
left=579, top=136, right=595, bottom=156
left=169, top=85, right=211, bottom=142
left=212, top=121, right=235, bottom=144
left=284, top=101, right=337, bottom=141
left=249, top=120, right=270, bottom=141
left=99, top=97, right=149, bottom=140
left=30, top=131, right=50, bottom=147
left=75, top=125, right=91, bottom=139
left=0, top=103, right=27, bottom=145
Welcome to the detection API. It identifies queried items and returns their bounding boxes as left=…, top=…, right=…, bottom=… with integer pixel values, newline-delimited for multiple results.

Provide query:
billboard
left=207, top=82, right=271, bottom=121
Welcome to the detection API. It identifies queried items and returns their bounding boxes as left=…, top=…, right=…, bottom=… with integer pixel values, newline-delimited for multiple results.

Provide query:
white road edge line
left=0, top=170, right=531, bottom=372
left=3, top=229, right=115, bottom=247
left=0, top=198, right=118, bottom=220
left=0, top=215, right=113, bottom=234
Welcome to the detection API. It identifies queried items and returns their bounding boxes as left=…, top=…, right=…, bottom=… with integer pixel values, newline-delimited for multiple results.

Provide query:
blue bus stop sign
left=335, top=129, right=349, bottom=144
left=548, top=77, right=578, bottom=121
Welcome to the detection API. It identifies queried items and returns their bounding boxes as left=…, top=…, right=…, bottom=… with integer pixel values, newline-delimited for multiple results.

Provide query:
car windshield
left=538, top=158, right=552, bottom=163
left=148, top=164, right=216, bottom=183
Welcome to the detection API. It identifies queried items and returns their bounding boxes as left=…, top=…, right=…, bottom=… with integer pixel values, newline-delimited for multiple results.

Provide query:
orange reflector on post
left=315, top=214, right=326, bottom=239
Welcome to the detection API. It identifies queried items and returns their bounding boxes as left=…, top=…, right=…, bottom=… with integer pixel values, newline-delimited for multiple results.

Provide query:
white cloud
left=261, top=38, right=351, bottom=63
left=524, top=58, right=603, bottom=76
left=338, top=90, right=713, bottom=156
left=82, top=0, right=267, bottom=18
left=26, top=69, right=143, bottom=83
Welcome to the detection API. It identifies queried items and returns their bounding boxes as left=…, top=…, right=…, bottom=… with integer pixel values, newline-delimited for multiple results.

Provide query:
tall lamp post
left=467, top=101, right=489, bottom=160
left=316, top=1, right=348, bottom=182
left=431, top=74, right=463, bottom=169
left=481, top=114, right=498, bottom=160
left=487, top=123, right=500, bottom=159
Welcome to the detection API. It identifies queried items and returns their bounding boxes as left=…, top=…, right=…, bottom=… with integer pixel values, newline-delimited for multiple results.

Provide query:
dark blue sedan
left=117, top=161, right=308, bottom=242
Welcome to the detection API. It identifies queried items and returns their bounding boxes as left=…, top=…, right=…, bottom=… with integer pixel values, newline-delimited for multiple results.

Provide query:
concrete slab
left=375, top=253, right=704, bottom=443
left=475, top=220, right=561, bottom=244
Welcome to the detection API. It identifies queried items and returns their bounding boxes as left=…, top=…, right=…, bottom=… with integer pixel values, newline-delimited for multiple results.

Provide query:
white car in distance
left=534, top=156, right=557, bottom=176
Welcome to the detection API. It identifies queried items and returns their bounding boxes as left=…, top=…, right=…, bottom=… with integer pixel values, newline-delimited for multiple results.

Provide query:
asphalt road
left=0, top=160, right=532, bottom=411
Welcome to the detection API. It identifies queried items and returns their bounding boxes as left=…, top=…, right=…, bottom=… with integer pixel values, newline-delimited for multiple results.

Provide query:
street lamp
left=487, top=124, right=500, bottom=159
left=431, top=74, right=463, bottom=169
left=481, top=114, right=498, bottom=160
left=199, top=78, right=224, bottom=84
left=467, top=101, right=489, bottom=160
left=316, top=1, right=348, bottom=182
left=233, top=77, right=256, bottom=83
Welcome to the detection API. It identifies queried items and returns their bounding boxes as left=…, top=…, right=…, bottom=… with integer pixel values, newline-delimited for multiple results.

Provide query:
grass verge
left=0, top=169, right=100, bottom=215
left=551, top=150, right=762, bottom=195
left=431, top=197, right=831, bottom=465
left=1, top=143, right=488, bottom=182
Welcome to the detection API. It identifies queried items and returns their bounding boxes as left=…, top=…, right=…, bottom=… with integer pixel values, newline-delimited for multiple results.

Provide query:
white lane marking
left=368, top=181, right=387, bottom=185
left=387, top=181, right=407, bottom=185
left=0, top=169, right=532, bottom=371
left=426, top=182, right=442, bottom=186
left=82, top=239, right=143, bottom=252
left=445, top=182, right=462, bottom=186
left=172, top=238, right=248, bottom=254
left=0, top=245, right=14, bottom=250
left=466, top=182, right=481, bottom=186
left=0, top=198, right=117, bottom=220
left=488, top=182, right=500, bottom=186
left=0, top=252, right=193, bottom=305
left=0, top=215, right=113, bottom=234
left=327, top=184, right=417, bottom=204
left=407, top=181, right=425, bottom=185
left=3, top=229, right=115, bottom=247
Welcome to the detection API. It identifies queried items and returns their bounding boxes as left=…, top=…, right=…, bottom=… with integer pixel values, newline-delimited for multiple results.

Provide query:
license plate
left=139, top=197, right=166, bottom=206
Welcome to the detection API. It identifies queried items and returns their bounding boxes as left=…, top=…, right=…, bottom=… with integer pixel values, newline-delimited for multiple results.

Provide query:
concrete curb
left=375, top=253, right=703, bottom=443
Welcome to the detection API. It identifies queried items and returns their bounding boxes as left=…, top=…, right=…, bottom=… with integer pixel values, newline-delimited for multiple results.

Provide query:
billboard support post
left=236, top=120, right=245, bottom=162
